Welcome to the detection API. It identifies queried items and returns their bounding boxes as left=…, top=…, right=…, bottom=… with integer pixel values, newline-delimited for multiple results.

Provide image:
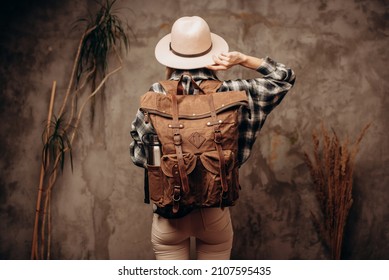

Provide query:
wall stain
left=0, top=0, right=388, bottom=260
left=92, top=198, right=111, bottom=259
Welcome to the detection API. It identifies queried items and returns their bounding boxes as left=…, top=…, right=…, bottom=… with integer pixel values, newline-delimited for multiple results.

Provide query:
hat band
left=169, top=43, right=213, bottom=58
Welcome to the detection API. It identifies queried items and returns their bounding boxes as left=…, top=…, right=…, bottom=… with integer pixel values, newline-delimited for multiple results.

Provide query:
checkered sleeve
left=130, top=110, right=149, bottom=168
left=220, top=56, right=296, bottom=165
left=129, top=83, right=164, bottom=168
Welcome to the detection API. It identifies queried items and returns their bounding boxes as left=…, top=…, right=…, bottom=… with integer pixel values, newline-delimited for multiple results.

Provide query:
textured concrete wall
left=0, top=0, right=388, bottom=259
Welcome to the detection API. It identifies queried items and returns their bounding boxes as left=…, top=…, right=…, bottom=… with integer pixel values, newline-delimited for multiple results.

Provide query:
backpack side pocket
left=147, top=165, right=164, bottom=205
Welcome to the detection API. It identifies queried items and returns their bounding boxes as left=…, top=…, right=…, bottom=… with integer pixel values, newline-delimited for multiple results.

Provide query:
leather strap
left=207, top=94, right=228, bottom=194
left=170, top=94, right=189, bottom=213
left=144, top=169, right=150, bottom=204
left=176, top=74, right=205, bottom=95
left=171, top=164, right=181, bottom=214
left=162, top=76, right=227, bottom=211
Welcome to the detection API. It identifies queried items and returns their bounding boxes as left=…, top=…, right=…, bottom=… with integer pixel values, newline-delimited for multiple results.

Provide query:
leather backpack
left=140, top=75, right=248, bottom=218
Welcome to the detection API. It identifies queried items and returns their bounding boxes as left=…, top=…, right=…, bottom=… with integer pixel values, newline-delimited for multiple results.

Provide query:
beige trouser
left=151, top=207, right=233, bottom=260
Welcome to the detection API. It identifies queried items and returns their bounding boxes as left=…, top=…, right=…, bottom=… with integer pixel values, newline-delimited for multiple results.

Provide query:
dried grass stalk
left=31, top=0, right=128, bottom=259
left=304, top=122, right=370, bottom=259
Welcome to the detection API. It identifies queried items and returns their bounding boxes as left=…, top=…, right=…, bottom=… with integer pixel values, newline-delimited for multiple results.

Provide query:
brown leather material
left=171, top=91, right=190, bottom=196
left=140, top=77, right=248, bottom=218
left=171, top=164, right=181, bottom=214
left=207, top=93, right=228, bottom=193
left=172, top=186, right=180, bottom=214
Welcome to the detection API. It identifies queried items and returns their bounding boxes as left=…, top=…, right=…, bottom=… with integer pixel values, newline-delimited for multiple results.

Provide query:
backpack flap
left=199, top=150, right=235, bottom=175
left=160, top=153, right=197, bottom=177
left=140, top=90, right=248, bottom=119
left=159, top=153, right=197, bottom=207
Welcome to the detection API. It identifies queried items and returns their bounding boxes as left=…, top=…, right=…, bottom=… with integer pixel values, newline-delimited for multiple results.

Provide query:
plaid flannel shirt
left=130, top=56, right=295, bottom=168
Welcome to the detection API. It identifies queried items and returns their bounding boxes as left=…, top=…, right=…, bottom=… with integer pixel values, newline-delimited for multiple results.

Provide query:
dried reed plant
left=304, top=123, right=370, bottom=259
left=31, top=0, right=129, bottom=259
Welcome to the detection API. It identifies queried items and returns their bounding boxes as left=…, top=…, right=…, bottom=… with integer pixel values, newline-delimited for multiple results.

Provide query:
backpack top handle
left=176, top=74, right=206, bottom=95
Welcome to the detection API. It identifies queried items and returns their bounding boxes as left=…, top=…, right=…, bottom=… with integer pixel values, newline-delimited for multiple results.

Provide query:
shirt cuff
left=256, top=56, right=277, bottom=75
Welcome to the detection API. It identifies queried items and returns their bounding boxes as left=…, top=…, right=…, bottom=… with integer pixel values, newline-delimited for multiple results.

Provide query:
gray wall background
left=0, top=0, right=388, bottom=259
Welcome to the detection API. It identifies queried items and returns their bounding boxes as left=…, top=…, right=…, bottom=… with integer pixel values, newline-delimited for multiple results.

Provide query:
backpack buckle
left=173, top=186, right=181, bottom=202
left=214, top=131, right=222, bottom=144
left=173, top=134, right=182, bottom=145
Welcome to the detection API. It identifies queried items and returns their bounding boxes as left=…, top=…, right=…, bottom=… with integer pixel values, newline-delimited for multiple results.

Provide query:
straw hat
left=155, top=16, right=229, bottom=69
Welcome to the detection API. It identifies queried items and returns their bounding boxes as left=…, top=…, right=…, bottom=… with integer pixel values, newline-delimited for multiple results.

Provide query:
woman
left=130, top=16, right=295, bottom=260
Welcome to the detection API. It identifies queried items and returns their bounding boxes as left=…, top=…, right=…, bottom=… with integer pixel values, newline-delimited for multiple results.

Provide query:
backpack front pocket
left=160, top=153, right=197, bottom=206
left=199, top=150, right=239, bottom=207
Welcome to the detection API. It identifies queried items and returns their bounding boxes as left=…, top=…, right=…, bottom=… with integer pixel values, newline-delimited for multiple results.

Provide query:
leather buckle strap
left=173, top=134, right=182, bottom=146
left=207, top=94, right=229, bottom=193
left=214, top=130, right=222, bottom=144
left=175, top=145, right=190, bottom=194
left=172, top=186, right=181, bottom=214
left=172, top=165, right=181, bottom=214
left=170, top=89, right=190, bottom=195
left=215, top=143, right=229, bottom=193
left=173, top=186, right=181, bottom=202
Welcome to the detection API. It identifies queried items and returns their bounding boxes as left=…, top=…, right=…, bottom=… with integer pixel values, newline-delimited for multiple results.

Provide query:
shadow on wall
left=231, top=140, right=318, bottom=260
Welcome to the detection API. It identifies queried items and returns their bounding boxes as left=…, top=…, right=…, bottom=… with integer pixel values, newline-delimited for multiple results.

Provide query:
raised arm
left=206, top=51, right=263, bottom=70
left=207, top=52, right=296, bottom=165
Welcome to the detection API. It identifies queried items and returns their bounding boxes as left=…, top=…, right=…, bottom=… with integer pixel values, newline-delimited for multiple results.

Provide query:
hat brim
left=154, top=33, right=229, bottom=70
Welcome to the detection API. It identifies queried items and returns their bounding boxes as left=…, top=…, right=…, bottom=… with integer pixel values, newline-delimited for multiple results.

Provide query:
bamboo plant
left=31, top=0, right=129, bottom=260
left=304, top=123, right=370, bottom=259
